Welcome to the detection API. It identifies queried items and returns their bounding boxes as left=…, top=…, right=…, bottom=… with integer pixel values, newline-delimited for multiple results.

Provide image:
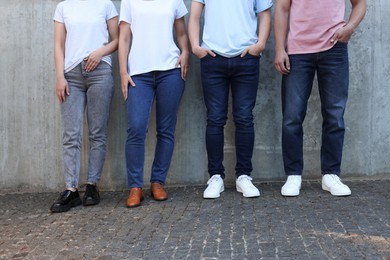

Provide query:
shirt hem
left=64, top=58, right=112, bottom=73
left=129, top=66, right=179, bottom=77
left=287, top=44, right=336, bottom=55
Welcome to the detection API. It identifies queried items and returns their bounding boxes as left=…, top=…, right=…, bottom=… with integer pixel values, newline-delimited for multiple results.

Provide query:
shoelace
left=238, top=176, right=258, bottom=191
left=207, top=175, right=221, bottom=185
left=58, top=190, right=73, bottom=202
left=238, top=176, right=253, bottom=182
left=288, top=176, right=301, bottom=185
left=330, top=175, right=344, bottom=186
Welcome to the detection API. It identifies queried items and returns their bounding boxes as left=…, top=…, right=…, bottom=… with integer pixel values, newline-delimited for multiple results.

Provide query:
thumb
left=175, top=58, right=180, bottom=68
left=330, top=33, right=338, bottom=43
left=207, top=49, right=216, bottom=57
left=285, top=56, right=291, bottom=71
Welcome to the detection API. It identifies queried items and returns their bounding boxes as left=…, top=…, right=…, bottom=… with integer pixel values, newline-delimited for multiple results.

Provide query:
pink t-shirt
left=287, top=0, right=346, bottom=54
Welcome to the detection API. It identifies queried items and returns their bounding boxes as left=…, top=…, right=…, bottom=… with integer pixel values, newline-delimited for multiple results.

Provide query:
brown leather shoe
left=126, top=188, right=144, bottom=208
left=151, top=183, right=168, bottom=201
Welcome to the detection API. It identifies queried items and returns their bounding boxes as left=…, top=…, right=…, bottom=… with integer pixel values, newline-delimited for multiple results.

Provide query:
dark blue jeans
left=200, top=53, right=260, bottom=179
left=125, top=68, right=184, bottom=188
left=282, top=42, right=349, bottom=176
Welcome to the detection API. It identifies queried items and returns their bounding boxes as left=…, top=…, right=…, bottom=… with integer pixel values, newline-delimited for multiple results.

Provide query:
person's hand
left=56, top=77, right=69, bottom=103
left=331, top=24, right=354, bottom=44
left=84, top=50, right=104, bottom=72
left=274, top=49, right=290, bottom=75
left=192, top=46, right=216, bottom=59
left=240, top=43, right=264, bottom=57
left=120, top=73, right=135, bottom=101
left=176, top=52, right=189, bottom=80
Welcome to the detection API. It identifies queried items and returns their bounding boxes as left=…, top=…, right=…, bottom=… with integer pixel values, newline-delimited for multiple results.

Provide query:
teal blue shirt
left=194, top=0, right=272, bottom=57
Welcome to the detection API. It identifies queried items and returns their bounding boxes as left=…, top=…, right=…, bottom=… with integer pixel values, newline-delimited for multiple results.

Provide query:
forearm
left=54, top=46, right=65, bottom=79
left=188, top=3, right=203, bottom=50
left=92, top=17, right=119, bottom=58
left=256, top=9, right=272, bottom=49
left=174, top=18, right=190, bottom=55
left=274, top=1, right=290, bottom=52
left=93, top=41, right=117, bottom=59
left=346, top=0, right=366, bottom=32
left=118, top=23, right=131, bottom=76
left=188, top=22, right=200, bottom=50
left=97, top=39, right=118, bottom=57
left=177, top=34, right=189, bottom=55
left=118, top=43, right=130, bottom=76
left=54, top=22, right=66, bottom=79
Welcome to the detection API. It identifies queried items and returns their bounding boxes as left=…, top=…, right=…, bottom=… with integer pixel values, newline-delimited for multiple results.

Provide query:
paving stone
left=0, top=180, right=389, bottom=259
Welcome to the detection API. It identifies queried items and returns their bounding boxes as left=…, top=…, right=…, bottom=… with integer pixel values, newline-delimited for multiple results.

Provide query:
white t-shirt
left=53, top=0, right=118, bottom=72
left=119, top=0, right=188, bottom=76
left=194, top=0, right=273, bottom=57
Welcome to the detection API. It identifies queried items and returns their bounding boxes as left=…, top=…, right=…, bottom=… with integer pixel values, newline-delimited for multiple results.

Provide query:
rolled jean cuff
left=286, top=172, right=302, bottom=176
left=236, top=172, right=251, bottom=178
left=210, top=173, right=225, bottom=179
left=322, top=171, right=340, bottom=176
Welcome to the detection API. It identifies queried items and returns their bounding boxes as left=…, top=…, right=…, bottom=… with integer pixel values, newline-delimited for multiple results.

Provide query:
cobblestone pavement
left=0, top=179, right=389, bottom=259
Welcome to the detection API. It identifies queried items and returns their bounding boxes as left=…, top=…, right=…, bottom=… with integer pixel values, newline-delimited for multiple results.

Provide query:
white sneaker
left=281, top=175, right=302, bottom=196
left=203, top=175, right=224, bottom=199
left=236, top=175, right=260, bottom=197
left=322, top=174, right=351, bottom=196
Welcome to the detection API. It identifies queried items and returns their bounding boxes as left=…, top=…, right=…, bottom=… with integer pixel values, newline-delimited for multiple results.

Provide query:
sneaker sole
left=322, top=184, right=351, bottom=196
left=50, top=198, right=82, bottom=213
left=281, top=191, right=300, bottom=197
left=236, top=186, right=260, bottom=198
left=281, top=188, right=300, bottom=197
left=203, top=187, right=224, bottom=199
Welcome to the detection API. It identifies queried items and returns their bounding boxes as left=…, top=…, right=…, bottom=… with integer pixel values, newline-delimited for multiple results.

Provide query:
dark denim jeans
left=125, top=68, right=184, bottom=188
left=200, top=53, right=260, bottom=179
left=282, top=42, right=349, bottom=176
left=61, top=61, right=114, bottom=189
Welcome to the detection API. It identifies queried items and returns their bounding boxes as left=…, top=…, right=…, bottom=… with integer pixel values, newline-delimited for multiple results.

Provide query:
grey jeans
left=61, top=61, right=114, bottom=189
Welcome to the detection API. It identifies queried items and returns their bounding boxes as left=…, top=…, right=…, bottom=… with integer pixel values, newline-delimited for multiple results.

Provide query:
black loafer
left=50, top=190, right=82, bottom=213
left=82, top=184, right=100, bottom=206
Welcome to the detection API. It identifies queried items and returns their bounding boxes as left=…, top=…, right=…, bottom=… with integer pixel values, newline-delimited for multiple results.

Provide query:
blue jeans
left=125, top=68, right=185, bottom=188
left=282, top=42, right=349, bottom=176
left=200, top=53, right=260, bottom=179
left=61, top=61, right=114, bottom=189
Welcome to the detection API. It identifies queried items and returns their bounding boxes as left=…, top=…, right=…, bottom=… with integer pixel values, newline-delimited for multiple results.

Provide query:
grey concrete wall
left=0, top=0, right=388, bottom=192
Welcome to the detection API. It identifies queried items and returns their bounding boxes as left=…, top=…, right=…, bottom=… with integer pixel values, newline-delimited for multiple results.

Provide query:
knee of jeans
left=63, top=131, right=82, bottom=148
left=206, top=122, right=226, bottom=136
left=282, top=121, right=302, bottom=135
left=156, top=131, right=175, bottom=143
left=89, top=124, right=107, bottom=138
left=323, top=117, right=345, bottom=132
left=207, top=115, right=227, bottom=126
left=156, top=119, right=176, bottom=136
left=89, top=133, right=107, bottom=147
left=206, top=124, right=225, bottom=135
left=322, top=108, right=345, bottom=125
left=233, top=112, right=254, bottom=130
left=283, top=111, right=305, bottom=128
left=233, top=114, right=253, bottom=126
left=235, top=124, right=254, bottom=135
left=126, top=126, right=147, bottom=143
